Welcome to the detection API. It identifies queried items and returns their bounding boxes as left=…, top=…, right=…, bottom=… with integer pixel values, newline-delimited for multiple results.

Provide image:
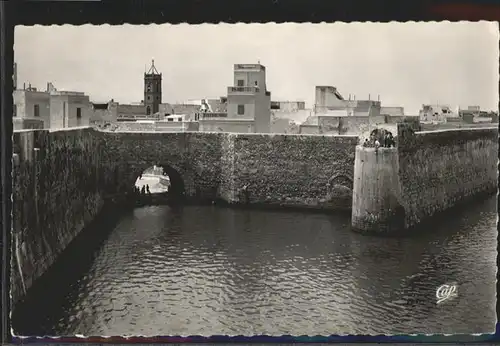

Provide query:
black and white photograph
left=10, top=21, right=499, bottom=337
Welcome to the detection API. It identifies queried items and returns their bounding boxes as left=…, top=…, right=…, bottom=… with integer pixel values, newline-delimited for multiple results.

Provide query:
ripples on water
left=13, top=196, right=497, bottom=336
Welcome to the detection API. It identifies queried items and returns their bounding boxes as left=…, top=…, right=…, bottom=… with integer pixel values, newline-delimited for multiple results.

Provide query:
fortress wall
left=229, top=133, right=359, bottom=209
left=14, top=125, right=495, bottom=307
left=11, top=128, right=107, bottom=307
left=397, top=127, right=498, bottom=228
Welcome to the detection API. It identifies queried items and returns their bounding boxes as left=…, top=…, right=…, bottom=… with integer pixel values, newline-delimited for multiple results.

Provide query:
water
left=12, top=196, right=497, bottom=336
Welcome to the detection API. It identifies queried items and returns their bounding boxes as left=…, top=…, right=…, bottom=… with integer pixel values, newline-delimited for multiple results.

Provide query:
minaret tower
left=144, top=59, right=162, bottom=115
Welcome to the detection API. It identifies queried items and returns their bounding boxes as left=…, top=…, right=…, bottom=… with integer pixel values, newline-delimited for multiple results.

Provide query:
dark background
left=1, top=0, right=499, bottom=343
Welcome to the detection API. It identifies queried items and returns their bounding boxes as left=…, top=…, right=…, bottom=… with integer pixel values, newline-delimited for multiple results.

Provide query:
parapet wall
left=398, top=127, right=498, bottom=229
left=224, top=133, right=358, bottom=209
left=11, top=128, right=121, bottom=307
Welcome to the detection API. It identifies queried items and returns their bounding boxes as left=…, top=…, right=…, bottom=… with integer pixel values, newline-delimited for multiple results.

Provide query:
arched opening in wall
left=329, top=174, right=353, bottom=191
left=134, top=164, right=185, bottom=205
left=325, top=174, right=354, bottom=211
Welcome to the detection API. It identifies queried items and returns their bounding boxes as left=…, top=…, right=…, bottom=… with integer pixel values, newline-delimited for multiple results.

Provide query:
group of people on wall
left=362, top=128, right=396, bottom=149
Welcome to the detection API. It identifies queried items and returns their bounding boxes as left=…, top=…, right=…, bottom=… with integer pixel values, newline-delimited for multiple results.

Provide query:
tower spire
left=144, top=58, right=162, bottom=115
left=146, top=58, right=159, bottom=75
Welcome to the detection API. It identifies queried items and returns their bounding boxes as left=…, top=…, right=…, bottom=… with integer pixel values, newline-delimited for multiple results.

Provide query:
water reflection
left=12, top=196, right=497, bottom=336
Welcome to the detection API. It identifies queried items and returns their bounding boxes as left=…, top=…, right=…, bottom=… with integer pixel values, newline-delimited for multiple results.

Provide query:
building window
left=178, top=118, right=182, bottom=122
left=147, top=96, right=151, bottom=101
left=34, top=104, right=40, bottom=117
left=13, top=105, right=17, bottom=117
left=255, top=81, right=258, bottom=86
left=237, top=104, right=245, bottom=115
left=237, top=79, right=244, bottom=87
left=156, top=96, right=160, bottom=101
left=76, top=107, right=82, bottom=126
left=147, top=106, right=151, bottom=115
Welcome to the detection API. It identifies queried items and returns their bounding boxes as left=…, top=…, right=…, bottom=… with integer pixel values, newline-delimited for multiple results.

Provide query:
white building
left=13, top=82, right=91, bottom=129
left=419, top=104, right=455, bottom=123
left=199, top=63, right=272, bottom=133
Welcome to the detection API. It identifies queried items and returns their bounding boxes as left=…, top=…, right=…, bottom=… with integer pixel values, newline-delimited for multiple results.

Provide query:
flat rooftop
left=234, top=64, right=265, bottom=70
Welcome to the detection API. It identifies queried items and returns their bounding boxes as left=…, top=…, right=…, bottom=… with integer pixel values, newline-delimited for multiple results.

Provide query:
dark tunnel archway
left=159, top=163, right=186, bottom=199
left=134, top=163, right=186, bottom=204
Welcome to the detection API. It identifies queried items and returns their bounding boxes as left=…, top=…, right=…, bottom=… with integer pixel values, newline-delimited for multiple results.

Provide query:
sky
left=14, top=22, right=499, bottom=115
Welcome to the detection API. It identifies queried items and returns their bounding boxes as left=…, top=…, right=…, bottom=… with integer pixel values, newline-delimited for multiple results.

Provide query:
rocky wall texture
left=397, top=127, right=498, bottom=228
left=10, top=128, right=118, bottom=308
left=184, top=132, right=226, bottom=201
left=218, top=134, right=237, bottom=203
left=101, top=131, right=359, bottom=209
left=227, top=134, right=358, bottom=209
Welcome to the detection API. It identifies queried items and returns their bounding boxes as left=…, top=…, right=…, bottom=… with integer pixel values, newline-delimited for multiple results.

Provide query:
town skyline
left=15, top=22, right=499, bottom=114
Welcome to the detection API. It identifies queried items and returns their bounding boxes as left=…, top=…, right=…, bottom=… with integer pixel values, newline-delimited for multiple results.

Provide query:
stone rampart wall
left=397, top=127, right=498, bottom=228
left=11, top=128, right=122, bottom=307
left=101, top=131, right=359, bottom=208
left=15, top=125, right=496, bottom=306
left=226, top=134, right=358, bottom=209
left=12, top=129, right=360, bottom=306
left=352, top=125, right=498, bottom=234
